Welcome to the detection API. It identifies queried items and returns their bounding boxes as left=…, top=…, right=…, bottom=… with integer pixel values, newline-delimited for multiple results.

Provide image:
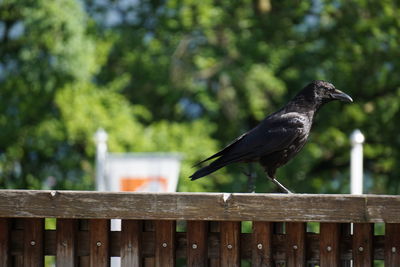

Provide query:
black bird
left=190, top=80, right=353, bottom=193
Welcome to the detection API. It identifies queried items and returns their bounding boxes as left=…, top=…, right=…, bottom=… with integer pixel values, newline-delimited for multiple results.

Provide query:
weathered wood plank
left=252, top=221, right=272, bottom=266
left=353, top=223, right=373, bottom=267
left=120, top=220, right=142, bottom=267
left=385, top=223, right=400, bottom=266
left=220, top=221, right=240, bottom=267
left=0, top=218, right=11, bottom=267
left=155, top=220, right=175, bottom=267
left=187, top=221, right=208, bottom=266
left=320, top=223, right=340, bottom=266
left=286, top=222, right=306, bottom=267
left=89, top=219, right=110, bottom=267
left=23, top=218, right=44, bottom=267
left=1, top=190, right=400, bottom=222
left=56, top=219, right=78, bottom=267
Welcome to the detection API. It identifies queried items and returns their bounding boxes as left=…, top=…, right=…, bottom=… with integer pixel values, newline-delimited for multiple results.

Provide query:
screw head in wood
left=358, top=246, right=364, bottom=252
left=30, top=240, right=36, bottom=246
left=192, top=244, right=198, bottom=249
left=326, top=246, right=332, bottom=252
left=257, top=243, right=263, bottom=250
left=227, top=244, right=233, bottom=249
left=96, top=241, right=102, bottom=247
left=162, top=242, right=168, bottom=248
left=392, top=247, right=396, bottom=253
left=293, top=245, right=298, bottom=250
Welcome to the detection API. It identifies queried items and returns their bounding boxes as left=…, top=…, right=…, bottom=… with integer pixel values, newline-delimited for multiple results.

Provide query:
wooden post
left=0, top=218, right=11, bottom=267
left=23, top=218, right=44, bottom=267
left=89, top=219, right=110, bottom=267
left=121, top=220, right=142, bottom=267
left=187, top=221, right=208, bottom=267
left=320, top=223, right=340, bottom=266
left=56, top=219, right=78, bottom=267
left=220, top=221, right=240, bottom=267
left=352, top=223, right=373, bottom=267
left=252, top=221, right=273, bottom=266
left=385, top=223, right=400, bottom=266
left=155, top=220, right=176, bottom=267
left=286, top=222, right=306, bottom=267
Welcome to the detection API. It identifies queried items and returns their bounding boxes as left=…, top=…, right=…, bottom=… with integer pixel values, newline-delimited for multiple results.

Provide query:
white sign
left=105, top=153, right=181, bottom=192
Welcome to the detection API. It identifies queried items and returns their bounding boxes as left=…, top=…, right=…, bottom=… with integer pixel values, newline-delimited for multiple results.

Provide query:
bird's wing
left=195, top=112, right=305, bottom=166
left=215, top=126, right=299, bottom=165
left=190, top=113, right=306, bottom=180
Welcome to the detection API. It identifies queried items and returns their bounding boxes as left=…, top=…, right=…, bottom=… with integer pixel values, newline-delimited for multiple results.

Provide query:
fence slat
left=220, top=221, right=240, bottom=267
left=155, top=220, right=176, bottom=267
left=385, top=223, right=400, bottom=266
left=56, top=219, right=78, bottom=267
left=121, top=220, right=142, bottom=267
left=187, top=221, right=208, bottom=266
left=252, top=221, right=272, bottom=266
left=23, top=218, right=44, bottom=267
left=89, top=219, right=110, bottom=267
left=0, top=218, right=11, bottom=267
left=352, top=223, right=373, bottom=267
left=320, top=223, right=340, bottom=266
left=286, top=222, right=306, bottom=267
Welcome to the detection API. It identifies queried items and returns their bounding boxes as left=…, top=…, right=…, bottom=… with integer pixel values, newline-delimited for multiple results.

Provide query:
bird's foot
left=242, top=170, right=256, bottom=193
left=268, top=176, right=293, bottom=194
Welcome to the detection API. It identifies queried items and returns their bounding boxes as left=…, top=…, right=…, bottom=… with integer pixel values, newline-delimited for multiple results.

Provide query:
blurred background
left=1, top=0, right=399, bottom=194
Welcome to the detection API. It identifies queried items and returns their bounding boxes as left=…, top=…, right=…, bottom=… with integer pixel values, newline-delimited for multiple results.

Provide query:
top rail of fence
left=0, top=190, right=399, bottom=223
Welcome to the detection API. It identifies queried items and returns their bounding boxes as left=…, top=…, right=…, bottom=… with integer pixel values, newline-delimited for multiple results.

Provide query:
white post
left=94, top=128, right=108, bottom=191
left=350, top=129, right=365, bottom=194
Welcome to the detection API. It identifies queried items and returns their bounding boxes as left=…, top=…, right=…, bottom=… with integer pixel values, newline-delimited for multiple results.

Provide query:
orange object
left=120, top=176, right=168, bottom=192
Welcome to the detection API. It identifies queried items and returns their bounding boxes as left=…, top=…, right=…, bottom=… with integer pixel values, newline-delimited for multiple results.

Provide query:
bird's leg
left=266, top=175, right=293, bottom=194
left=242, top=165, right=256, bottom=193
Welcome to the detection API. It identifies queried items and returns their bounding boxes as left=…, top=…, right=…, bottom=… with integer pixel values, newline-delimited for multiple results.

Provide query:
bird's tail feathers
left=190, top=161, right=226, bottom=180
left=190, top=152, right=252, bottom=180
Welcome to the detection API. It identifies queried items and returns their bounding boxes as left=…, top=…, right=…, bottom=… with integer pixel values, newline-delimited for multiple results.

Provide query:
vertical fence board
left=23, top=218, right=44, bottom=267
left=187, top=221, right=208, bottom=267
left=385, top=223, right=400, bottom=266
left=320, top=223, right=340, bottom=266
left=220, top=221, right=240, bottom=267
left=89, top=219, right=110, bottom=267
left=121, top=220, right=142, bottom=267
left=0, top=219, right=11, bottom=267
left=155, top=220, right=176, bottom=267
left=352, top=223, right=373, bottom=267
left=56, top=219, right=78, bottom=267
left=286, top=222, right=306, bottom=267
left=252, top=221, right=273, bottom=267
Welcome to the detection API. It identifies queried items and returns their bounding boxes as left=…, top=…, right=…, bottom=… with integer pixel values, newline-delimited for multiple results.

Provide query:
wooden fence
left=1, top=190, right=400, bottom=266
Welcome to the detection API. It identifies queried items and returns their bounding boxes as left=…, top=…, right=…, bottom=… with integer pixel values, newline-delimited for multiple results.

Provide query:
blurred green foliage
left=1, top=0, right=399, bottom=193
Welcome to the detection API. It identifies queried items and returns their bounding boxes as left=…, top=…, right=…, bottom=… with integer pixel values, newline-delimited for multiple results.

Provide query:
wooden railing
left=1, top=190, right=400, bottom=266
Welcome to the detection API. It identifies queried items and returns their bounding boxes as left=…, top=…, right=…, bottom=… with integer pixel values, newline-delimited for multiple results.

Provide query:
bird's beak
left=330, top=89, right=353, bottom=102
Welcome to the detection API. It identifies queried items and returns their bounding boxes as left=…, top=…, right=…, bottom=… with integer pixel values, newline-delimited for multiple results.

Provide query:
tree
left=0, top=0, right=220, bottom=191
left=1, top=0, right=399, bottom=194
left=84, top=0, right=400, bottom=193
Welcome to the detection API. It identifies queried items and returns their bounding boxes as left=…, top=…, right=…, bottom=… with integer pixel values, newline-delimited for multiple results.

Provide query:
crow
left=190, top=80, right=353, bottom=193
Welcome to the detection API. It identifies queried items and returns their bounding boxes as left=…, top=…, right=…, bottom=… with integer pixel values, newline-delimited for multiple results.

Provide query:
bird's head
left=302, top=80, right=353, bottom=105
